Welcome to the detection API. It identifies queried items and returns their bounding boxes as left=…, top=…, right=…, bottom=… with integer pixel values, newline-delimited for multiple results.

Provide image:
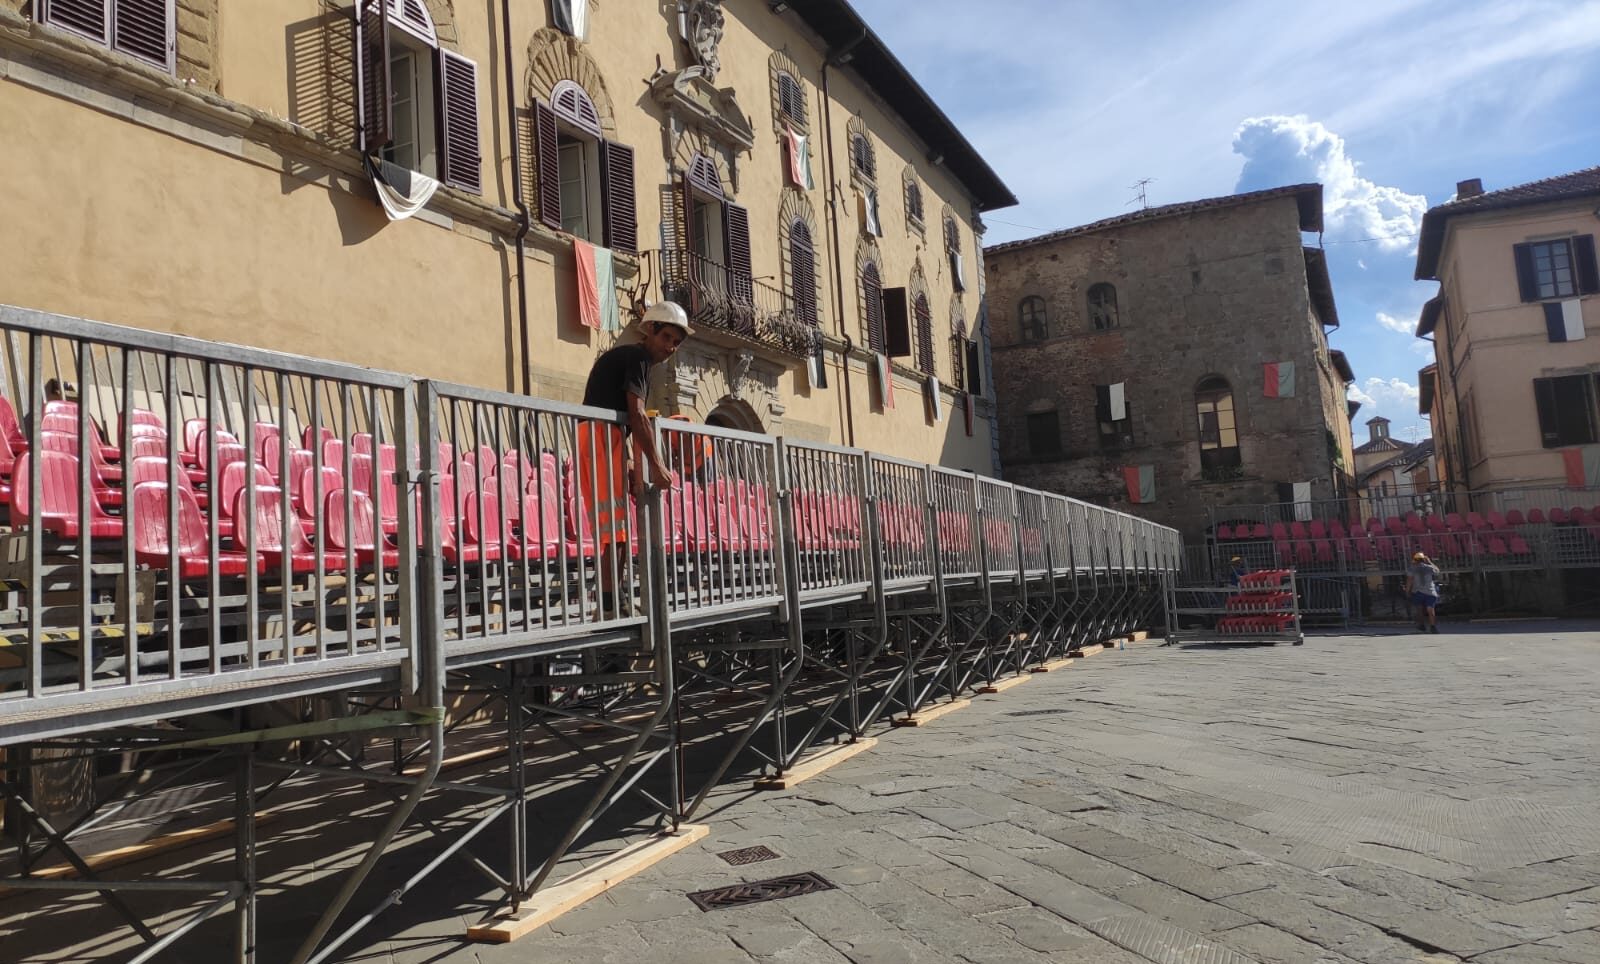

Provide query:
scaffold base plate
left=976, top=674, right=1032, bottom=694
left=892, top=699, right=971, bottom=727
left=753, top=738, right=878, bottom=790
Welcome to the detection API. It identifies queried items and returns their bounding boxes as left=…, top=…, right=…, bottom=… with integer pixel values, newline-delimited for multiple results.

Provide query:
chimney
left=1456, top=178, right=1484, bottom=199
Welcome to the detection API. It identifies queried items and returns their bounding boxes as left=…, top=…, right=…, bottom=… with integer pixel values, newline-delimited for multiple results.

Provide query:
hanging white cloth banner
left=552, top=0, right=589, bottom=41
left=368, top=158, right=439, bottom=222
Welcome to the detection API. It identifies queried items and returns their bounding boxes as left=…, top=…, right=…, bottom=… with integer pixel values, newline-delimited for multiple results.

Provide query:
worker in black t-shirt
left=578, top=302, right=693, bottom=614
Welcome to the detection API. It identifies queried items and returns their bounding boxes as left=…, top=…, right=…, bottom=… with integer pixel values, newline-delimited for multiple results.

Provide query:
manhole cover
left=687, top=872, right=835, bottom=911
left=717, top=845, right=780, bottom=866
left=1007, top=708, right=1070, bottom=717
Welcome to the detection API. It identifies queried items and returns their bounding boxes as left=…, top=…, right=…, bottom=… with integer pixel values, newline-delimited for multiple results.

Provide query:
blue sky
left=853, top=0, right=1600, bottom=442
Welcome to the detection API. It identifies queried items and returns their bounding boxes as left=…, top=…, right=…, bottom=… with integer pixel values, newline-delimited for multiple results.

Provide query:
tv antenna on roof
left=1128, top=178, right=1154, bottom=210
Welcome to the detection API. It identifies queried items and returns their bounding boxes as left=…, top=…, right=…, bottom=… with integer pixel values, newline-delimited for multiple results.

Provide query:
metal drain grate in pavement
left=716, top=845, right=781, bottom=866
left=1008, top=708, right=1070, bottom=716
left=687, top=872, right=835, bottom=911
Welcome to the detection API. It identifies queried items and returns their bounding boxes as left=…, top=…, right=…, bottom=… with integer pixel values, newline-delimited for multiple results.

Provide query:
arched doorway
left=705, top=398, right=763, bottom=433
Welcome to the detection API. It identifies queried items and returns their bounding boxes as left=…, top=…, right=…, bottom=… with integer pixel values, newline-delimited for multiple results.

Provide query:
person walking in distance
left=579, top=302, right=693, bottom=615
left=1405, top=551, right=1442, bottom=633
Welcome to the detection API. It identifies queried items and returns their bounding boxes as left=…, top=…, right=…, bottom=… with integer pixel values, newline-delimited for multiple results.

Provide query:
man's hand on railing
left=648, top=459, right=675, bottom=491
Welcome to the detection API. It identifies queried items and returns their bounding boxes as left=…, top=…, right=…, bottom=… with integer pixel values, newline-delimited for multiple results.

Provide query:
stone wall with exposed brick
left=984, top=193, right=1357, bottom=540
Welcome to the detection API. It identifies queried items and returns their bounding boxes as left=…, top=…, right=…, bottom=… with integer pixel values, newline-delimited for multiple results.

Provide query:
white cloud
left=1376, top=311, right=1413, bottom=335
left=1352, top=377, right=1420, bottom=407
left=1347, top=383, right=1376, bottom=407
left=1233, top=115, right=1427, bottom=250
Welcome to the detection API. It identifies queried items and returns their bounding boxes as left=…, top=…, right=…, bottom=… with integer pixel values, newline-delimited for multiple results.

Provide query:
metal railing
left=650, top=247, right=815, bottom=357
left=869, top=454, right=936, bottom=589
left=785, top=439, right=872, bottom=600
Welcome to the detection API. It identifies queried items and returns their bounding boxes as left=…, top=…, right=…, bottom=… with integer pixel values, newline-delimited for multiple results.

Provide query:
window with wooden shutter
left=1576, top=235, right=1600, bottom=294
left=951, top=319, right=966, bottom=391
left=725, top=203, right=754, bottom=309
left=600, top=141, right=638, bottom=253
left=862, top=263, right=885, bottom=354
left=883, top=287, right=911, bottom=359
left=851, top=134, right=875, bottom=183
left=551, top=80, right=602, bottom=136
left=39, top=0, right=174, bottom=73
left=776, top=71, right=804, bottom=127
left=790, top=220, right=818, bottom=328
left=914, top=294, right=934, bottom=375
left=905, top=179, right=924, bottom=227
left=437, top=49, right=481, bottom=193
left=1533, top=374, right=1600, bottom=448
left=354, top=0, right=392, bottom=153
left=533, top=99, right=562, bottom=230
left=965, top=339, right=983, bottom=396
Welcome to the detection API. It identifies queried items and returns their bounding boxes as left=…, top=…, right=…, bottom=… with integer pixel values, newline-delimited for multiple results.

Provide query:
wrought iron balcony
left=648, top=248, right=816, bottom=358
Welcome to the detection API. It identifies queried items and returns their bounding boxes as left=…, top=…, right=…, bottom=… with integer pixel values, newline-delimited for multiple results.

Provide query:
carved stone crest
left=729, top=350, right=754, bottom=400
left=683, top=0, right=726, bottom=82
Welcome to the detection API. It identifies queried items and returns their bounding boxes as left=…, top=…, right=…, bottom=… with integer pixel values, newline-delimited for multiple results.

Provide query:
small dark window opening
left=1026, top=411, right=1060, bottom=457
left=1088, top=283, right=1119, bottom=330
left=951, top=319, right=967, bottom=391
left=905, top=181, right=924, bottom=226
left=1196, top=376, right=1241, bottom=474
left=914, top=294, right=934, bottom=375
left=1534, top=373, right=1600, bottom=448
left=851, top=133, right=875, bottom=182
left=1019, top=296, right=1048, bottom=342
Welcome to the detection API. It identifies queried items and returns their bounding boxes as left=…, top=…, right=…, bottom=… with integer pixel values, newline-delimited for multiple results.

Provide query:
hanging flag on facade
left=1263, top=361, right=1296, bottom=398
left=1095, top=382, right=1127, bottom=422
left=1123, top=464, right=1155, bottom=504
left=594, top=245, right=621, bottom=331
left=924, top=375, right=942, bottom=421
left=367, top=157, right=439, bottom=222
left=574, top=239, right=602, bottom=330
left=874, top=353, right=894, bottom=408
left=784, top=123, right=814, bottom=190
left=552, top=0, right=588, bottom=40
left=805, top=328, right=828, bottom=389
left=1544, top=300, right=1586, bottom=342
left=1562, top=446, right=1600, bottom=487
left=1292, top=481, right=1312, bottom=521
left=859, top=189, right=882, bottom=237
left=950, top=251, right=965, bottom=291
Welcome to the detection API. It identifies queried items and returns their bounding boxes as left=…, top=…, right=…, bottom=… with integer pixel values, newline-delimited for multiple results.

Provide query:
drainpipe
left=502, top=0, right=533, bottom=395
left=820, top=30, right=867, bottom=447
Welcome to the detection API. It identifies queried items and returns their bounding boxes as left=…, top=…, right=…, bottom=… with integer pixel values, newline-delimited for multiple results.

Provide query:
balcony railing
left=649, top=248, right=815, bottom=357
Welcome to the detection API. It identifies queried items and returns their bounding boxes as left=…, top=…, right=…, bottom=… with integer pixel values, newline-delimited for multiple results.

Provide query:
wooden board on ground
left=892, top=698, right=971, bottom=727
left=0, top=812, right=281, bottom=897
left=976, top=675, right=1032, bottom=694
left=1070, top=644, right=1105, bottom=658
left=1030, top=656, right=1074, bottom=673
left=753, top=738, right=877, bottom=790
left=467, top=824, right=711, bottom=943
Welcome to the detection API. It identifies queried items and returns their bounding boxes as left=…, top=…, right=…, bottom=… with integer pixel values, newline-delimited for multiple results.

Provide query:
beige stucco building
left=1415, top=168, right=1600, bottom=490
left=0, top=0, right=1012, bottom=470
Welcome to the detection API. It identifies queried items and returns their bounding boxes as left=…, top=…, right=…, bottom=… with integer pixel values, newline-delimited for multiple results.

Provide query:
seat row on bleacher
left=1216, top=509, right=1600, bottom=566
left=0, top=397, right=1030, bottom=584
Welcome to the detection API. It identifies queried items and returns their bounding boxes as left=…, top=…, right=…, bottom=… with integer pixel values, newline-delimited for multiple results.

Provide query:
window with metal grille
left=1088, top=283, right=1119, bottom=330
left=531, top=83, right=638, bottom=252
left=1026, top=411, right=1060, bottom=457
left=1195, top=375, right=1241, bottom=473
left=851, top=133, right=876, bottom=183
left=1514, top=235, right=1598, bottom=302
left=914, top=294, right=934, bottom=375
left=354, top=0, right=482, bottom=194
left=1018, top=296, right=1048, bottom=342
left=37, top=0, right=175, bottom=73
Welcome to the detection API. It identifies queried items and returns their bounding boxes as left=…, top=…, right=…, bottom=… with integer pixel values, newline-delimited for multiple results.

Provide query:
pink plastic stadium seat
left=133, top=482, right=254, bottom=578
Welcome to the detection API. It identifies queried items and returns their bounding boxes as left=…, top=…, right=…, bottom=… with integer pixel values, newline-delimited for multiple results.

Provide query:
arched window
left=776, top=70, right=805, bottom=127
left=914, top=294, right=934, bottom=375
left=789, top=219, right=818, bottom=328
left=904, top=176, right=924, bottom=228
left=851, top=133, right=876, bottom=183
left=861, top=262, right=885, bottom=354
left=1088, top=283, right=1119, bottom=330
left=533, top=78, right=638, bottom=250
left=1018, top=296, right=1048, bottom=342
left=1196, top=375, right=1242, bottom=475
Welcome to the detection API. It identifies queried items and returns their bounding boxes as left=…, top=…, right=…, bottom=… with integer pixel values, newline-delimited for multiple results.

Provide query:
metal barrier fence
left=869, top=454, right=936, bottom=590
left=785, top=439, right=873, bottom=601
left=932, top=467, right=982, bottom=582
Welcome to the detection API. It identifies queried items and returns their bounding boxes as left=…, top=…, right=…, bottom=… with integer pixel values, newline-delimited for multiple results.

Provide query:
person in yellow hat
left=1405, top=551, right=1442, bottom=633
left=1228, top=555, right=1247, bottom=587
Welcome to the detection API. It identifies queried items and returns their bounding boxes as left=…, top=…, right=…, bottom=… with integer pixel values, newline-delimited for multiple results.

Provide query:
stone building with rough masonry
left=0, top=0, right=1012, bottom=468
left=983, top=184, right=1357, bottom=540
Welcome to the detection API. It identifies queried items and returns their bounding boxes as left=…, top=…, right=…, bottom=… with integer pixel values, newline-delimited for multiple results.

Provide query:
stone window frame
left=1087, top=282, right=1119, bottom=331
left=1018, top=295, right=1049, bottom=343
left=1195, top=374, right=1242, bottom=476
left=902, top=166, right=925, bottom=236
left=846, top=114, right=876, bottom=188
left=908, top=259, right=933, bottom=376
left=855, top=234, right=885, bottom=353
left=779, top=187, right=822, bottom=329
left=768, top=51, right=808, bottom=134
left=949, top=302, right=967, bottom=391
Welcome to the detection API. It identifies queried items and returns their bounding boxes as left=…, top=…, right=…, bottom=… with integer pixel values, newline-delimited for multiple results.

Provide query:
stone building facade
left=983, top=184, right=1357, bottom=540
left=0, top=0, right=1012, bottom=469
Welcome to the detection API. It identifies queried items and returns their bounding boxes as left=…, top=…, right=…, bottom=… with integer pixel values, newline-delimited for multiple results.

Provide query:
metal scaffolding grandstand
left=0, top=304, right=1179, bottom=963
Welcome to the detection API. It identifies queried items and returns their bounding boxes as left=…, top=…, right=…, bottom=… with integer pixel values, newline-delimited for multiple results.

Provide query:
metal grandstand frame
left=0, top=304, right=1181, bottom=962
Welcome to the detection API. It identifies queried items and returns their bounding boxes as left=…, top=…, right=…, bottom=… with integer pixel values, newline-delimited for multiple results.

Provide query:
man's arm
left=626, top=392, right=672, bottom=489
